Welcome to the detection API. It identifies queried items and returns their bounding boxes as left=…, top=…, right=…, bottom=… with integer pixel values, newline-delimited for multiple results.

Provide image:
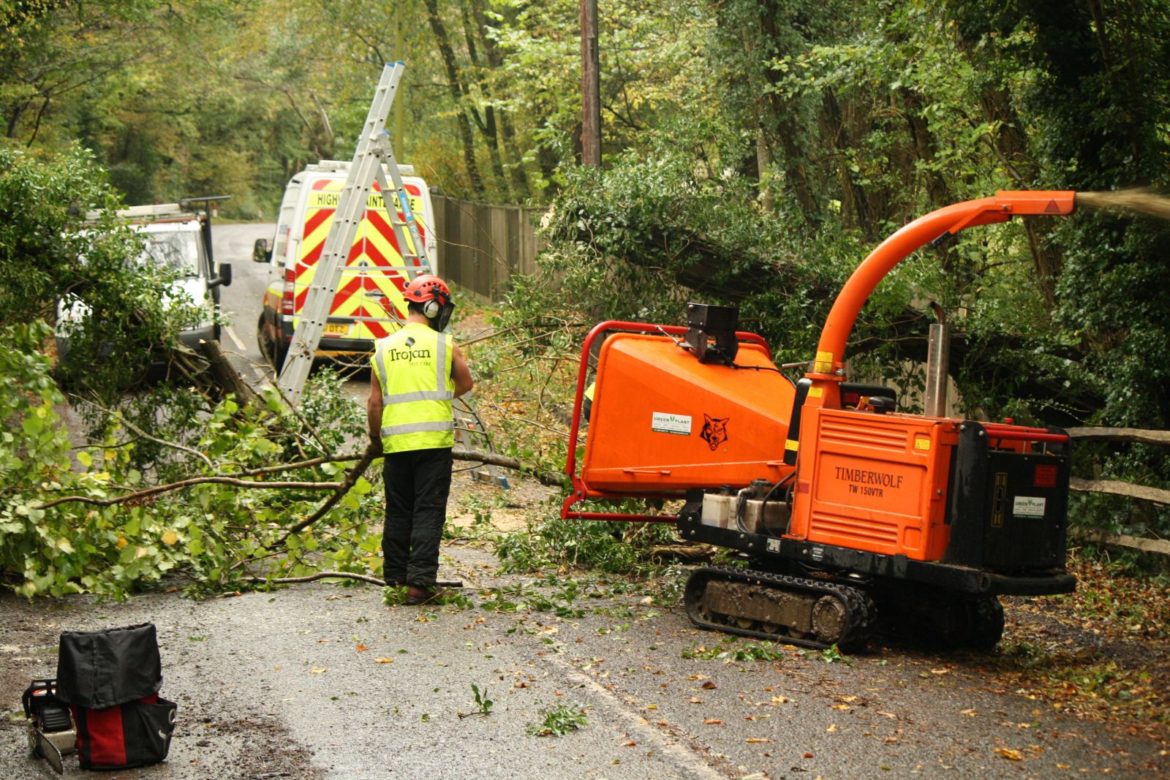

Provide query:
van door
left=294, top=177, right=434, bottom=344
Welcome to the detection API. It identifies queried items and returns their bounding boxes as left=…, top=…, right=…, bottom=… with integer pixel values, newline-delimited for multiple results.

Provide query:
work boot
left=406, top=585, right=438, bottom=605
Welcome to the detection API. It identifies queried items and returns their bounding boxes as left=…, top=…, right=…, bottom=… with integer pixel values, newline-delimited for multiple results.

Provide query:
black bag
left=55, top=623, right=176, bottom=770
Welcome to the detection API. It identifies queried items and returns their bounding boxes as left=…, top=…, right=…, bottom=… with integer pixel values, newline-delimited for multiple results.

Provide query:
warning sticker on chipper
left=652, top=412, right=692, bottom=436
left=1013, top=496, right=1047, bottom=518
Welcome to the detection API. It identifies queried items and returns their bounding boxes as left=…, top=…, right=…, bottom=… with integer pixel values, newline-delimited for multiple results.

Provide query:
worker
left=368, top=274, right=474, bottom=605
left=581, top=381, right=595, bottom=425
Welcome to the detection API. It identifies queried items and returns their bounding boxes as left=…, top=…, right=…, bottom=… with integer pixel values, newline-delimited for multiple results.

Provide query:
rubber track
left=684, top=566, right=876, bottom=651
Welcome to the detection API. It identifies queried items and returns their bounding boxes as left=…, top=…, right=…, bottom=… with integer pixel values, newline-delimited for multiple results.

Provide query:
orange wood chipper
left=563, top=192, right=1080, bottom=651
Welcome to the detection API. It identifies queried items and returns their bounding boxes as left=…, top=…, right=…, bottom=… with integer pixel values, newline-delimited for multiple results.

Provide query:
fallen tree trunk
left=200, top=338, right=259, bottom=406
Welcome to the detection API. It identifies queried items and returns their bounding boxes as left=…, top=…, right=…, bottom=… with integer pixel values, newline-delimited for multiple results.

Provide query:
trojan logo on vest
left=386, top=346, right=432, bottom=362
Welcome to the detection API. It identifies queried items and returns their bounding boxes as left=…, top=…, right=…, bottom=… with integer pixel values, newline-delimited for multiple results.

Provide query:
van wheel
left=256, top=313, right=269, bottom=357
left=273, top=338, right=288, bottom=372
left=257, top=314, right=279, bottom=369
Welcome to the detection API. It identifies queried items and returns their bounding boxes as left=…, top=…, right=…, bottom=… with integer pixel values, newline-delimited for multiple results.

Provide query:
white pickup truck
left=57, top=198, right=233, bottom=360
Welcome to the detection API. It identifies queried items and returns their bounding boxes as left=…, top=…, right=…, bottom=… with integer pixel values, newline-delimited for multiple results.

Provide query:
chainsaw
left=22, top=679, right=75, bottom=775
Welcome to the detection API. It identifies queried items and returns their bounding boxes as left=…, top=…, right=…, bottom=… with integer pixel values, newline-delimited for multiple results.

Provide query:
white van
left=253, top=160, right=437, bottom=369
left=123, top=202, right=232, bottom=347
left=57, top=200, right=232, bottom=356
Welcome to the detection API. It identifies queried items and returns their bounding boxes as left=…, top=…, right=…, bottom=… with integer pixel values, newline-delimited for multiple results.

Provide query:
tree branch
left=452, top=446, right=563, bottom=487
left=92, top=404, right=214, bottom=470
left=276, top=443, right=379, bottom=543
left=35, top=475, right=346, bottom=510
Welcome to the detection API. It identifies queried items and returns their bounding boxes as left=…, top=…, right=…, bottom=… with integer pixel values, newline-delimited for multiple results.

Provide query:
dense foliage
left=0, top=336, right=378, bottom=598
left=503, top=1, right=1170, bottom=539
left=0, top=145, right=205, bottom=401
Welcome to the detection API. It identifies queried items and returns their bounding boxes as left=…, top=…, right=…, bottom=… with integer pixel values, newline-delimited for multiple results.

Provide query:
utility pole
left=580, top=0, right=601, bottom=166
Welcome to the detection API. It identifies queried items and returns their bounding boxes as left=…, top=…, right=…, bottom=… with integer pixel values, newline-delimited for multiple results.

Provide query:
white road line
left=223, top=325, right=246, bottom=351
left=542, top=652, right=728, bottom=780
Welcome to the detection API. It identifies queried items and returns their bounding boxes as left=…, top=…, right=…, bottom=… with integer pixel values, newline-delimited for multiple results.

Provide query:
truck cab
left=56, top=198, right=233, bottom=363
left=124, top=200, right=232, bottom=347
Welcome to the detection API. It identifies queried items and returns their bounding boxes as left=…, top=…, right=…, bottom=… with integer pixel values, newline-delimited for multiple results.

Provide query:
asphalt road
left=3, top=542, right=1167, bottom=779
left=212, top=222, right=280, bottom=388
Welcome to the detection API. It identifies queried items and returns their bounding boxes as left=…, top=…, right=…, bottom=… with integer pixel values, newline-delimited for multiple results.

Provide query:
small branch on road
left=240, top=571, right=462, bottom=587
left=243, top=570, right=387, bottom=586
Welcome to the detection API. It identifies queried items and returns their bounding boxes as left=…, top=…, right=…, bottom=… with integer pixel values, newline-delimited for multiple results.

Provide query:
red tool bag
left=55, top=623, right=177, bottom=770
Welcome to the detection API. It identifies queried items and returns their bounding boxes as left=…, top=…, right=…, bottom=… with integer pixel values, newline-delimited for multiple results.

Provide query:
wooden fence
left=432, top=194, right=545, bottom=301
left=1068, top=427, right=1170, bottom=555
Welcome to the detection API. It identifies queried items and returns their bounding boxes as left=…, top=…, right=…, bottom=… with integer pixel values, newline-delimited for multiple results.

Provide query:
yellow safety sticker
left=808, top=387, right=823, bottom=398
left=914, top=436, right=931, bottom=451
left=784, top=439, right=799, bottom=451
left=308, top=190, right=424, bottom=213
left=814, top=350, right=834, bottom=373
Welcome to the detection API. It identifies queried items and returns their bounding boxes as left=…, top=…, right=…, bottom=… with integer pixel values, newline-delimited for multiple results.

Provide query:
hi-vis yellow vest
left=372, top=322, right=454, bottom=453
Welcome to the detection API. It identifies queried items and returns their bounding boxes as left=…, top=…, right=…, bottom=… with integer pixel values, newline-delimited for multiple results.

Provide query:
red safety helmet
left=403, top=273, right=453, bottom=328
left=403, top=274, right=450, bottom=305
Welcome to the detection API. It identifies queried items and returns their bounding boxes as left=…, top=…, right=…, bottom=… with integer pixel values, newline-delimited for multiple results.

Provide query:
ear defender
left=403, top=274, right=452, bottom=329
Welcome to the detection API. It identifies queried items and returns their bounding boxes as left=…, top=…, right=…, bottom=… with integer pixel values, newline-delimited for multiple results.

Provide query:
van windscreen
left=140, top=230, right=202, bottom=277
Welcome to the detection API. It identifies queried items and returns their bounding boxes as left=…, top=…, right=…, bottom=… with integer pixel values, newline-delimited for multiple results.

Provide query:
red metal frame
left=982, top=423, right=1070, bottom=447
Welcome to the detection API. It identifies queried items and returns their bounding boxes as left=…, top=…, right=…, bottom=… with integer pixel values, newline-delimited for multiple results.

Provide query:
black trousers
left=382, top=447, right=453, bottom=588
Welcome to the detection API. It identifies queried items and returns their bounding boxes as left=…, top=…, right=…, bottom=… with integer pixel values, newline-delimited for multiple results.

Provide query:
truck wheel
left=257, top=314, right=283, bottom=369
left=274, top=340, right=288, bottom=372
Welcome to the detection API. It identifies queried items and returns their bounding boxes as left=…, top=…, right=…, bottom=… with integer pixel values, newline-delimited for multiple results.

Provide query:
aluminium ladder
left=278, top=61, right=432, bottom=405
